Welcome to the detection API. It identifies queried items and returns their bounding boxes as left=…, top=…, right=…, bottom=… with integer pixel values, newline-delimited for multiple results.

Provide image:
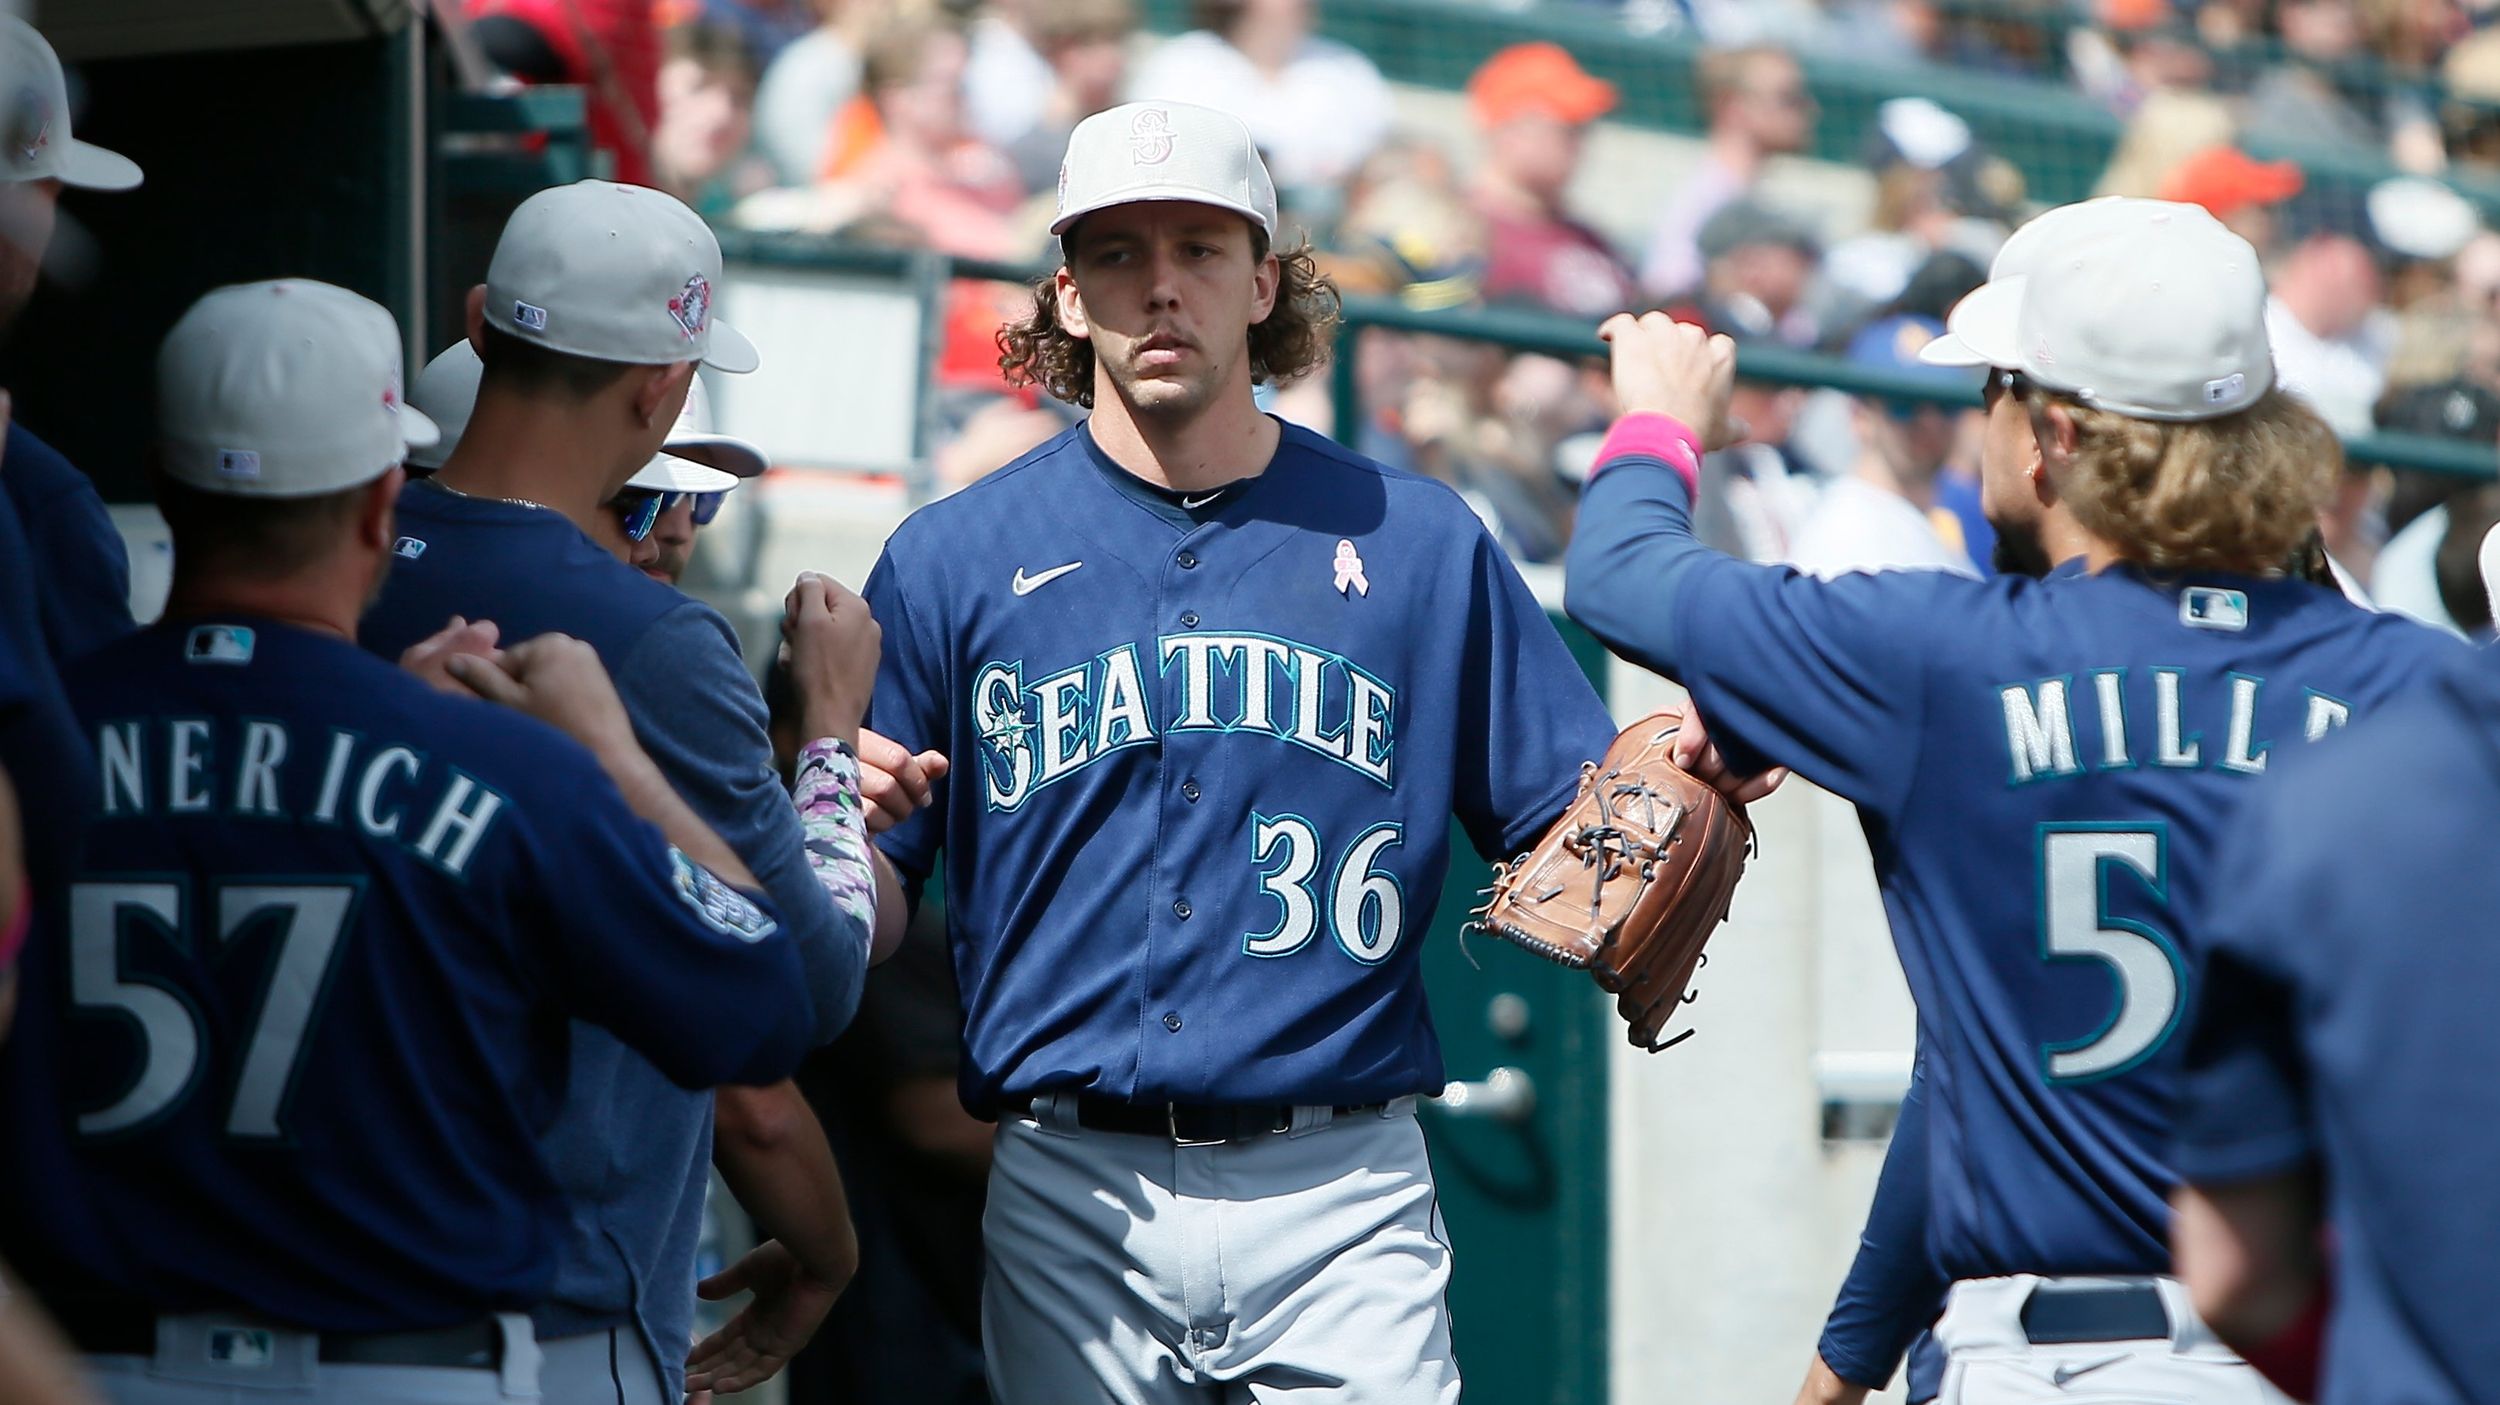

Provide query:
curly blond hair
left=2039, top=385, right=2340, bottom=576
left=996, top=233, right=1342, bottom=410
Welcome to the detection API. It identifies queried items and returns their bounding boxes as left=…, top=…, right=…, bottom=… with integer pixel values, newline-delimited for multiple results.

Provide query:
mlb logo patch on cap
left=217, top=449, right=261, bottom=481
left=184, top=624, right=256, bottom=664
left=512, top=301, right=549, bottom=332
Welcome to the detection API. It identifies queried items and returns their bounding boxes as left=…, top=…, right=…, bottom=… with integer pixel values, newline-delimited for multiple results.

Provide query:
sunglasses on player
left=611, top=489, right=727, bottom=542
left=1981, top=367, right=2032, bottom=412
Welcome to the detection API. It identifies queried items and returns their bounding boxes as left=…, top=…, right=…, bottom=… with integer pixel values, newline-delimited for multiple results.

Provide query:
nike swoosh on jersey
left=1182, top=492, right=1222, bottom=508
left=1011, top=561, right=1085, bottom=595
left=2050, top=1355, right=2128, bottom=1388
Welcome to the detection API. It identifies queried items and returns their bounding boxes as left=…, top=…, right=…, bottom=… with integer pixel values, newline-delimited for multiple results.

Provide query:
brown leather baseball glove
left=1469, top=708, right=1755, bottom=1051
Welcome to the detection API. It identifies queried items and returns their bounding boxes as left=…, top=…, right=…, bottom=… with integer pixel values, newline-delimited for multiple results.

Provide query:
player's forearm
left=1563, top=453, right=1711, bottom=682
left=791, top=739, right=884, bottom=963
left=1817, top=1056, right=1946, bottom=1387
left=2172, top=1174, right=2324, bottom=1354
left=712, top=1082, right=861, bottom=1290
left=870, top=848, right=907, bottom=963
left=1792, top=1353, right=1871, bottom=1405
left=0, top=1268, right=106, bottom=1405
left=598, top=748, right=762, bottom=890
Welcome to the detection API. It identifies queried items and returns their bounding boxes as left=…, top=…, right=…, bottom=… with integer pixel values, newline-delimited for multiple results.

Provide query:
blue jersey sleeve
left=614, top=604, right=866, bottom=1044
left=1565, top=456, right=1954, bottom=816
left=509, top=740, right=815, bottom=1089
left=862, top=544, right=949, bottom=897
left=1453, top=526, right=1618, bottom=859
left=4, top=425, right=134, bottom=664
left=1818, top=1048, right=1948, bottom=1388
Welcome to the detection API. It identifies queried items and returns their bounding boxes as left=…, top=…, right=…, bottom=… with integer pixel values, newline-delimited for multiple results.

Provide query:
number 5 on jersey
left=2037, top=825, right=2182, bottom=1084
left=1245, top=815, right=1405, bottom=964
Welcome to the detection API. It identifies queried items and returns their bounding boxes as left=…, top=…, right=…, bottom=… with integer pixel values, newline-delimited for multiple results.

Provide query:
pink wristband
left=1590, top=412, right=1703, bottom=497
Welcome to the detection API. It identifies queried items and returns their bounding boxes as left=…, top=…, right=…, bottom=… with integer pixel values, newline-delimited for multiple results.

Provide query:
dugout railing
left=710, top=233, right=2500, bottom=497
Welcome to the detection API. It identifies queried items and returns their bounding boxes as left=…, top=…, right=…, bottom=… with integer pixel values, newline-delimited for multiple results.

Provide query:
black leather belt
left=1013, top=1092, right=1392, bottom=1144
left=55, top=1309, right=504, bottom=1369
left=2021, top=1280, right=2172, bottom=1345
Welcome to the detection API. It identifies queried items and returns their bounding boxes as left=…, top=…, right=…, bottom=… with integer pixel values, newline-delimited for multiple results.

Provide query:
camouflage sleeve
left=792, top=737, right=878, bottom=956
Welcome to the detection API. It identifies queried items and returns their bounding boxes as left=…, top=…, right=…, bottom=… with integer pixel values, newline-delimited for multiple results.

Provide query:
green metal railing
left=1326, top=293, right=2500, bottom=481
left=707, top=234, right=2497, bottom=483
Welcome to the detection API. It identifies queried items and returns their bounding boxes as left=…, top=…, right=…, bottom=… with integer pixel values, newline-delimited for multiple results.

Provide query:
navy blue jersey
left=2177, top=651, right=2500, bottom=1404
left=865, top=420, right=1616, bottom=1115
left=0, top=487, right=94, bottom=905
left=0, top=618, right=810, bottom=1331
left=1567, top=446, right=2469, bottom=1281
left=4, top=423, right=135, bottom=664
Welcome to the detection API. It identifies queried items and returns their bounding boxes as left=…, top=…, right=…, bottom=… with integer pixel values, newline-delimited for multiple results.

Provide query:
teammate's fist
left=1598, top=311, right=1739, bottom=451
left=1670, top=701, right=1787, bottom=805
left=783, top=572, right=880, bottom=747
left=448, top=634, right=640, bottom=762
left=855, top=728, right=949, bottom=834
left=399, top=616, right=503, bottom=697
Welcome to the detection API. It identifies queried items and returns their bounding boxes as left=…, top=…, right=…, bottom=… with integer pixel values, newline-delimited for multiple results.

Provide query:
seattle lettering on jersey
left=973, top=632, right=1397, bottom=811
left=91, top=716, right=509, bottom=878
left=1998, top=668, right=2355, bottom=785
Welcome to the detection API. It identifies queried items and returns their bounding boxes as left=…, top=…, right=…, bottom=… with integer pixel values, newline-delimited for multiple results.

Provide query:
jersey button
left=1173, top=899, right=1193, bottom=919
left=1180, top=611, right=1200, bottom=628
left=1181, top=779, right=1201, bottom=802
left=1163, top=1012, right=1184, bottom=1033
left=1177, top=550, right=1198, bottom=569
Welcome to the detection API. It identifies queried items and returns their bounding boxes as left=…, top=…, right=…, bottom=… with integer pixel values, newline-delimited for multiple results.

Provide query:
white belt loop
left=1037, top=1091, right=1082, bottom=1136
left=1936, top=1276, right=2042, bottom=1356
left=1286, top=1104, right=1333, bottom=1138
left=1382, top=1095, right=1420, bottom=1120
left=495, top=1312, right=544, bottom=1397
left=2152, top=1276, right=2235, bottom=1360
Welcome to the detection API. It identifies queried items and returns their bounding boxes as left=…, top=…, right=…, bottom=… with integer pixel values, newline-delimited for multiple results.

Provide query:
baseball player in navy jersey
left=853, top=100, right=1656, bottom=1403
left=1566, top=198, right=2471, bottom=1404
left=2166, top=654, right=2500, bottom=1402
left=361, top=182, right=892, bottom=1404
left=0, top=279, right=817, bottom=1404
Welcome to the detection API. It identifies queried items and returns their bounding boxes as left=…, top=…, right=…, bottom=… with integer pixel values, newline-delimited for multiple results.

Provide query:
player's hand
left=398, top=616, right=503, bottom=697
left=1598, top=311, right=1739, bottom=451
left=782, top=572, right=880, bottom=748
left=1671, top=702, right=1787, bottom=805
left=683, top=1238, right=851, bottom=1396
left=447, top=635, right=640, bottom=761
left=855, top=727, right=949, bottom=834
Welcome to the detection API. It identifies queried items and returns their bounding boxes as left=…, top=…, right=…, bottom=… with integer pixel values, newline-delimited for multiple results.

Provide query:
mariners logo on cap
left=1130, top=108, right=1175, bottom=166
left=7, top=86, right=47, bottom=167
left=668, top=273, right=712, bottom=340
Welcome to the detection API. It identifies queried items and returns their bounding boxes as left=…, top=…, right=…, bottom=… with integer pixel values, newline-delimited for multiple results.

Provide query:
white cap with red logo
left=157, top=280, right=439, bottom=498
left=483, top=180, right=759, bottom=373
left=0, top=17, right=139, bottom=190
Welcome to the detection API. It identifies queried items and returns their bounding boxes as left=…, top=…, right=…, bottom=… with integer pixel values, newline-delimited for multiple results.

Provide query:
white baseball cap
left=1052, top=102, right=1277, bottom=241
left=158, top=280, right=439, bottom=498
left=627, top=375, right=762, bottom=492
left=1922, top=198, right=2271, bottom=421
left=0, top=18, right=139, bottom=190
left=483, top=180, right=758, bottom=373
left=410, top=340, right=762, bottom=488
left=1921, top=198, right=2192, bottom=367
left=405, top=341, right=482, bottom=470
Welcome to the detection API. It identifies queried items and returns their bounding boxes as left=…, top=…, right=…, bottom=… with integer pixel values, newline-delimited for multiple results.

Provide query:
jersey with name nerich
left=0, top=618, right=811, bottom=1331
left=865, top=421, right=1616, bottom=1116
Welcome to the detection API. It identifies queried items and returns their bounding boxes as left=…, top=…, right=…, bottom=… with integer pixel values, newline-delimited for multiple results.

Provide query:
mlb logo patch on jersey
left=184, top=624, right=255, bottom=665
left=393, top=536, right=428, bottom=560
left=2180, top=586, right=2250, bottom=632
left=669, top=849, right=779, bottom=943
left=205, top=1326, right=275, bottom=1367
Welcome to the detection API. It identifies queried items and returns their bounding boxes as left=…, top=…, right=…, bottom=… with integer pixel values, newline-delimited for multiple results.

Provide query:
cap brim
left=1930, top=275, right=2025, bottom=369
left=700, top=319, right=760, bottom=375
left=58, top=139, right=141, bottom=192
left=399, top=405, right=442, bottom=450
left=1052, top=189, right=1271, bottom=237
left=663, top=429, right=768, bottom=478
left=626, top=453, right=741, bottom=493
